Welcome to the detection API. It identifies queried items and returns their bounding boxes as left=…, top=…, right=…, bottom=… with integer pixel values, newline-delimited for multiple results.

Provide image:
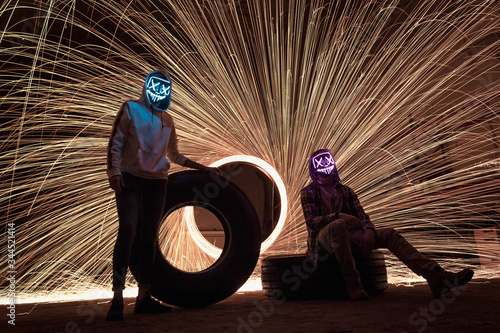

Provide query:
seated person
left=300, top=149, right=474, bottom=300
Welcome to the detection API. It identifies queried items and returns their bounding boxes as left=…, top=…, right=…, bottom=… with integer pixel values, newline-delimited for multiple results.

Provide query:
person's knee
left=377, top=227, right=405, bottom=245
left=378, top=227, right=397, bottom=235
left=326, top=219, right=348, bottom=235
left=387, top=227, right=403, bottom=239
left=385, top=227, right=397, bottom=234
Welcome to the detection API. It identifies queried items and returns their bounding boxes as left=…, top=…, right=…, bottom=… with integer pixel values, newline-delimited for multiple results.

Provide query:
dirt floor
left=2, top=277, right=499, bottom=333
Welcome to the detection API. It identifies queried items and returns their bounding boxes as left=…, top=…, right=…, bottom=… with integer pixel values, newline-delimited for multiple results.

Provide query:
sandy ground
left=2, top=277, right=499, bottom=333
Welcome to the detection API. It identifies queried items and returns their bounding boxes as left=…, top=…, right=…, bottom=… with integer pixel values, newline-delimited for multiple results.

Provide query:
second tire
left=261, top=250, right=388, bottom=300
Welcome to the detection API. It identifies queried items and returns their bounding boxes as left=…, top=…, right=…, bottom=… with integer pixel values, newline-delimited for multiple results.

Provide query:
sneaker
left=105, top=297, right=124, bottom=321
left=134, top=294, right=172, bottom=314
left=427, top=267, right=474, bottom=298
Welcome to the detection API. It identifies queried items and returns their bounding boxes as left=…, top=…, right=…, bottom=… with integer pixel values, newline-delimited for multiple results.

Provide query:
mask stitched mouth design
left=312, top=152, right=335, bottom=175
left=147, top=76, right=171, bottom=103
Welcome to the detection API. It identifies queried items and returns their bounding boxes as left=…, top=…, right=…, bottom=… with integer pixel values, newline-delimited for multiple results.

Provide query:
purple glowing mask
left=311, top=151, right=336, bottom=175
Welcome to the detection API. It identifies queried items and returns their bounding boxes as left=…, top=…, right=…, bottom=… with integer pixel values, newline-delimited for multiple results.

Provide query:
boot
left=426, top=267, right=474, bottom=298
left=106, top=296, right=124, bottom=321
left=346, top=280, right=369, bottom=301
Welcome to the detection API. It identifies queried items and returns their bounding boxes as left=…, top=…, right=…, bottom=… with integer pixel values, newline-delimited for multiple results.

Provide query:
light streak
left=1, top=0, right=499, bottom=302
left=209, top=155, right=288, bottom=254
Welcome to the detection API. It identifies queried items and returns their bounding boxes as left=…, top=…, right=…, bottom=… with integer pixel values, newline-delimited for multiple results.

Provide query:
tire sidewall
left=131, top=170, right=261, bottom=307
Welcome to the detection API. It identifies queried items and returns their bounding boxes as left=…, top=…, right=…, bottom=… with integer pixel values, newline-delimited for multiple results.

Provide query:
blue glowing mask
left=146, top=72, right=171, bottom=111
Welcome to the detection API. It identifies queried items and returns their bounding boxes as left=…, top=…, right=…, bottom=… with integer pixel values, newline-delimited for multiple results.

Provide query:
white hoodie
left=107, top=74, right=187, bottom=180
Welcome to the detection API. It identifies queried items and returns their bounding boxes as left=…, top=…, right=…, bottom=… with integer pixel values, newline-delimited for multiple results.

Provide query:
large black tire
left=130, top=170, right=261, bottom=308
left=261, top=250, right=388, bottom=300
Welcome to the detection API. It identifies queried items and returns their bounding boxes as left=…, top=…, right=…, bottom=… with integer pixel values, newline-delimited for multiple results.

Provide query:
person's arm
left=107, top=102, right=130, bottom=193
left=166, top=122, right=222, bottom=175
left=301, top=186, right=338, bottom=232
left=183, top=158, right=222, bottom=175
left=346, top=187, right=375, bottom=232
left=344, top=187, right=376, bottom=254
left=165, top=121, right=188, bottom=167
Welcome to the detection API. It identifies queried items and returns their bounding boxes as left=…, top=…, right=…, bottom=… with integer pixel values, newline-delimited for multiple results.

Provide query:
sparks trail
left=0, top=0, right=499, bottom=299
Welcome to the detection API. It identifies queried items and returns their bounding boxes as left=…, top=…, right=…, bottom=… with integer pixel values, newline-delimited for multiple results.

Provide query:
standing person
left=300, top=149, right=474, bottom=301
left=106, top=71, right=220, bottom=320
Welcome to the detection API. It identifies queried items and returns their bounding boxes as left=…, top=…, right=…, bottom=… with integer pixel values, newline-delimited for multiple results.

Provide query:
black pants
left=318, top=220, right=440, bottom=284
left=112, top=172, right=167, bottom=292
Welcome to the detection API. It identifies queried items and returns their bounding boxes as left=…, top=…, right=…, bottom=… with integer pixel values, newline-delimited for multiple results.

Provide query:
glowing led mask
left=146, top=72, right=171, bottom=110
left=311, top=151, right=336, bottom=175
